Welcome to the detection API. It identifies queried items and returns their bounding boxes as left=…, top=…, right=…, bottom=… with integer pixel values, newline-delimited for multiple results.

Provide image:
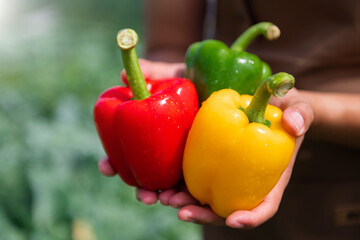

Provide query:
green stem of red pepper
left=116, top=29, right=151, bottom=100
left=244, top=72, right=295, bottom=127
left=231, top=22, right=280, bottom=52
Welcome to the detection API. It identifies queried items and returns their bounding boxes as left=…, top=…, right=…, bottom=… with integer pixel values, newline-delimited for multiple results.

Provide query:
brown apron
left=204, top=0, right=360, bottom=239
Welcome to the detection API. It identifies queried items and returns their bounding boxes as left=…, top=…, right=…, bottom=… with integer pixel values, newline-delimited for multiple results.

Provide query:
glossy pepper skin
left=185, top=22, right=280, bottom=102
left=94, top=29, right=198, bottom=190
left=183, top=73, right=296, bottom=218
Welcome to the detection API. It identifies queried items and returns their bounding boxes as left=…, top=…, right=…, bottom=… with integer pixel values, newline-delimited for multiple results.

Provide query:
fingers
left=136, top=186, right=197, bottom=207
left=98, top=156, right=163, bottom=207
left=98, top=156, right=117, bottom=176
left=178, top=205, right=225, bottom=225
left=168, top=192, right=199, bottom=208
left=160, top=189, right=225, bottom=226
left=121, top=59, right=186, bottom=82
left=159, top=189, right=177, bottom=206
left=225, top=138, right=303, bottom=229
left=271, top=88, right=314, bottom=137
left=282, top=101, right=314, bottom=137
left=226, top=180, right=285, bottom=229
left=226, top=198, right=278, bottom=229
left=159, top=182, right=198, bottom=207
left=225, top=136, right=304, bottom=229
left=98, top=157, right=158, bottom=205
left=282, top=107, right=306, bottom=136
left=136, top=188, right=158, bottom=205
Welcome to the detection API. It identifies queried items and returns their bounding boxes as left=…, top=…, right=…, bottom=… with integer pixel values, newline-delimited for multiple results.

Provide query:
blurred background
left=0, top=0, right=201, bottom=239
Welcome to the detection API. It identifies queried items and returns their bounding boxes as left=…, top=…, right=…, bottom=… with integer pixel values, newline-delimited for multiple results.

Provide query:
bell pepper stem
left=116, top=29, right=151, bottom=100
left=244, top=72, right=295, bottom=126
left=231, top=22, right=280, bottom=52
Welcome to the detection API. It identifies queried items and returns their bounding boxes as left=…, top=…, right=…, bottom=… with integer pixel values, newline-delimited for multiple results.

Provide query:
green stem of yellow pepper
left=116, top=29, right=151, bottom=100
left=244, top=72, right=295, bottom=127
left=231, top=22, right=280, bottom=52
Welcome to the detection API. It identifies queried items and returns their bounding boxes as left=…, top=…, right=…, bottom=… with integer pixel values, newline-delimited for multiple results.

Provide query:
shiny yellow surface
left=183, top=89, right=295, bottom=218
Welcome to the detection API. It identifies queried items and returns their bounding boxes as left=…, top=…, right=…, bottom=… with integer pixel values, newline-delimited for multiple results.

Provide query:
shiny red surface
left=94, top=78, right=198, bottom=190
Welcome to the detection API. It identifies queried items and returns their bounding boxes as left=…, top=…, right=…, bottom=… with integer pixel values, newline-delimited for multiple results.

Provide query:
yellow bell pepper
left=183, top=73, right=296, bottom=218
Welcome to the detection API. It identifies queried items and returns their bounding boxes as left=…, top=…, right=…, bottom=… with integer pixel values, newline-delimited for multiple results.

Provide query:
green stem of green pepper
left=244, top=72, right=295, bottom=127
left=116, top=29, right=151, bottom=100
left=231, top=22, right=280, bottom=52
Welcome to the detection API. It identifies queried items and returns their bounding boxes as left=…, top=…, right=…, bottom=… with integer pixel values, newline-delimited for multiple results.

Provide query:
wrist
left=299, top=90, right=360, bottom=147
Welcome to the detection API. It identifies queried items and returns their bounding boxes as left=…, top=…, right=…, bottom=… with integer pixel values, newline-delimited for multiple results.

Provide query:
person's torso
left=204, top=1, right=360, bottom=238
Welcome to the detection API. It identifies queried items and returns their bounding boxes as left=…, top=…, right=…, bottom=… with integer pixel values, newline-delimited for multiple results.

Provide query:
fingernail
left=179, top=209, right=195, bottom=223
left=234, top=222, right=245, bottom=229
left=288, top=111, right=304, bottom=135
left=186, top=218, right=198, bottom=223
left=228, top=219, right=245, bottom=229
left=143, top=197, right=157, bottom=205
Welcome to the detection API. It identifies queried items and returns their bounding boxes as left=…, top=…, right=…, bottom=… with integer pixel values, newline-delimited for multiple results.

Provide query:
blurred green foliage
left=0, top=0, right=201, bottom=239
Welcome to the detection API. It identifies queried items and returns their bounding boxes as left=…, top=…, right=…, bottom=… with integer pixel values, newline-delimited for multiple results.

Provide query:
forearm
left=301, top=90, right=360, bottom=148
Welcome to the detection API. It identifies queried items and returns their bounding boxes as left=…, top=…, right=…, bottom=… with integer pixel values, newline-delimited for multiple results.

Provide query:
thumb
left=270, top=88, right=314, bottom=137
left=282, top=101, right=314, bottom=137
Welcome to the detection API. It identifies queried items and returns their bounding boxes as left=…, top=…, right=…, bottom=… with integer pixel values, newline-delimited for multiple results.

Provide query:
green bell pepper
left=185, top=22, right=281, bottom=102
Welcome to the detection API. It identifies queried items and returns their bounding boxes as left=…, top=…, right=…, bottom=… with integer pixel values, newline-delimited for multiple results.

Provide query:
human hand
left=97, top=155, right=164, bottom=205
left=149, top=88, right=314, bottom=229
left=98, top=60, right=314, bottom=228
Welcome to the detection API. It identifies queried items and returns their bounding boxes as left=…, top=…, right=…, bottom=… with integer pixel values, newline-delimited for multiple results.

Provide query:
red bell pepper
left=93, top=29, right=198, bottom=190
